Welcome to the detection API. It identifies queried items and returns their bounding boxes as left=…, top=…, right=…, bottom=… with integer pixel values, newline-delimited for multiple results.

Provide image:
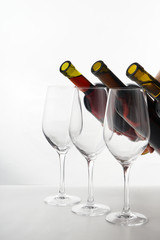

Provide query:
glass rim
left=76, top=86, right=144, bottom=90
left=45, top=85, right=143, bottom=91
left=108, top=86, right=144, bottom=91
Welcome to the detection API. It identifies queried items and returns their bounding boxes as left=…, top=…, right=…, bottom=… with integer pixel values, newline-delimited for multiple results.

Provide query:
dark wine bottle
left=60, top=61, right=107, bottom=122
left=91, top=60, right=157, bottom=154
left=91, top=60, right=139, bottom=141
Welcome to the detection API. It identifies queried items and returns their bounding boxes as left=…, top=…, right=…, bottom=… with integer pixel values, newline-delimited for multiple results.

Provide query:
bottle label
left=134, top=70, right=160, bottom=99
left=142, top=82, right=160, bottom=98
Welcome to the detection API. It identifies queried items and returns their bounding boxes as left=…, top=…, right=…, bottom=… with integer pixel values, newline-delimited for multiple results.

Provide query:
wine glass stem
left=122, top=164, right=131, bottom=216
left=58, top=152, right=66, bottom=198
left=86, top=158, right=95, bottom=207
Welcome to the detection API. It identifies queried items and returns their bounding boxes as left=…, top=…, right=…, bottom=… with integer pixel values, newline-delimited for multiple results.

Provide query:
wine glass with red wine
left=69, top=87, right=110, bottom=216
left=42, top=86, right=81, bottom=206
left=103, top=87, right=150, bottom=226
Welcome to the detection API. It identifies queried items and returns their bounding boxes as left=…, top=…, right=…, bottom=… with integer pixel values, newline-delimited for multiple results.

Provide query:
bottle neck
left=91, top=60, right=126, bottom=88
left=60, top=61, right=94, bottom=94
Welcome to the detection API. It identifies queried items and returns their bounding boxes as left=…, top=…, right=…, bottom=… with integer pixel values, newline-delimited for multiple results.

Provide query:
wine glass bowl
left=69, top=87, right=110, bottom=216
left=42, top=86, right=81, bottom=206
left=103, top=87, right=150, bottom=226
left=104, top=88, right=149, bottom=164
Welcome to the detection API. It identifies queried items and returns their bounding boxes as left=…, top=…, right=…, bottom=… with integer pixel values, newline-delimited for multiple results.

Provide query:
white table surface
left=0, top=186, right=160, bottom=240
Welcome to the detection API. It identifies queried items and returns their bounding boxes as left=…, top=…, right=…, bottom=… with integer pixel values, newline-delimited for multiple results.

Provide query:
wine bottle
left=60, top=61, right=107, bottom=122
left=91, top=60, right=157, bottom=154
left=126, top=62, right=160, bottom=154
left=91, top=60, right=139, bottom=140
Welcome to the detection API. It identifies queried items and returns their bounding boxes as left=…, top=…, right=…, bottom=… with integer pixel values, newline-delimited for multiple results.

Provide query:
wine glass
left=69, top=87, right=110, bottom=216
left=42, top=86, right=81, bottom=206
left=103, top=87, right=150, bottom=226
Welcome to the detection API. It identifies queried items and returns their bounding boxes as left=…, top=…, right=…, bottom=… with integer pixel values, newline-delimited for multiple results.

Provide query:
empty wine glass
left=103, top=87, right=150, bottom=226
left=69, top=87, right=110, bottom=216
left=42, top=86, right=81, bottom=206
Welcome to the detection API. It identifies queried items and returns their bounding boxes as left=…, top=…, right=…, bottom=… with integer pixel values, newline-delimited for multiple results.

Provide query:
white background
left=0, top=0, right=160, bottom=187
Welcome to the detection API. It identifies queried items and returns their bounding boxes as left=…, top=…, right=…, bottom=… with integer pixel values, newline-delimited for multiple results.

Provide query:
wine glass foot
left=44, top=195, right=81, bottom=207
left=106, top=211, right=148, bottom=226
left=72, top=203, right=110, bottom=217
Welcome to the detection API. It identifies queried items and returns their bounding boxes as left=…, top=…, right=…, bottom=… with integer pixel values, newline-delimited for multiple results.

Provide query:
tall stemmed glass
left=69, top=87, right=110, bottom=216
left=42, top=86, right=81, bottom=206
left=103, top=88, right=150, bottom=226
